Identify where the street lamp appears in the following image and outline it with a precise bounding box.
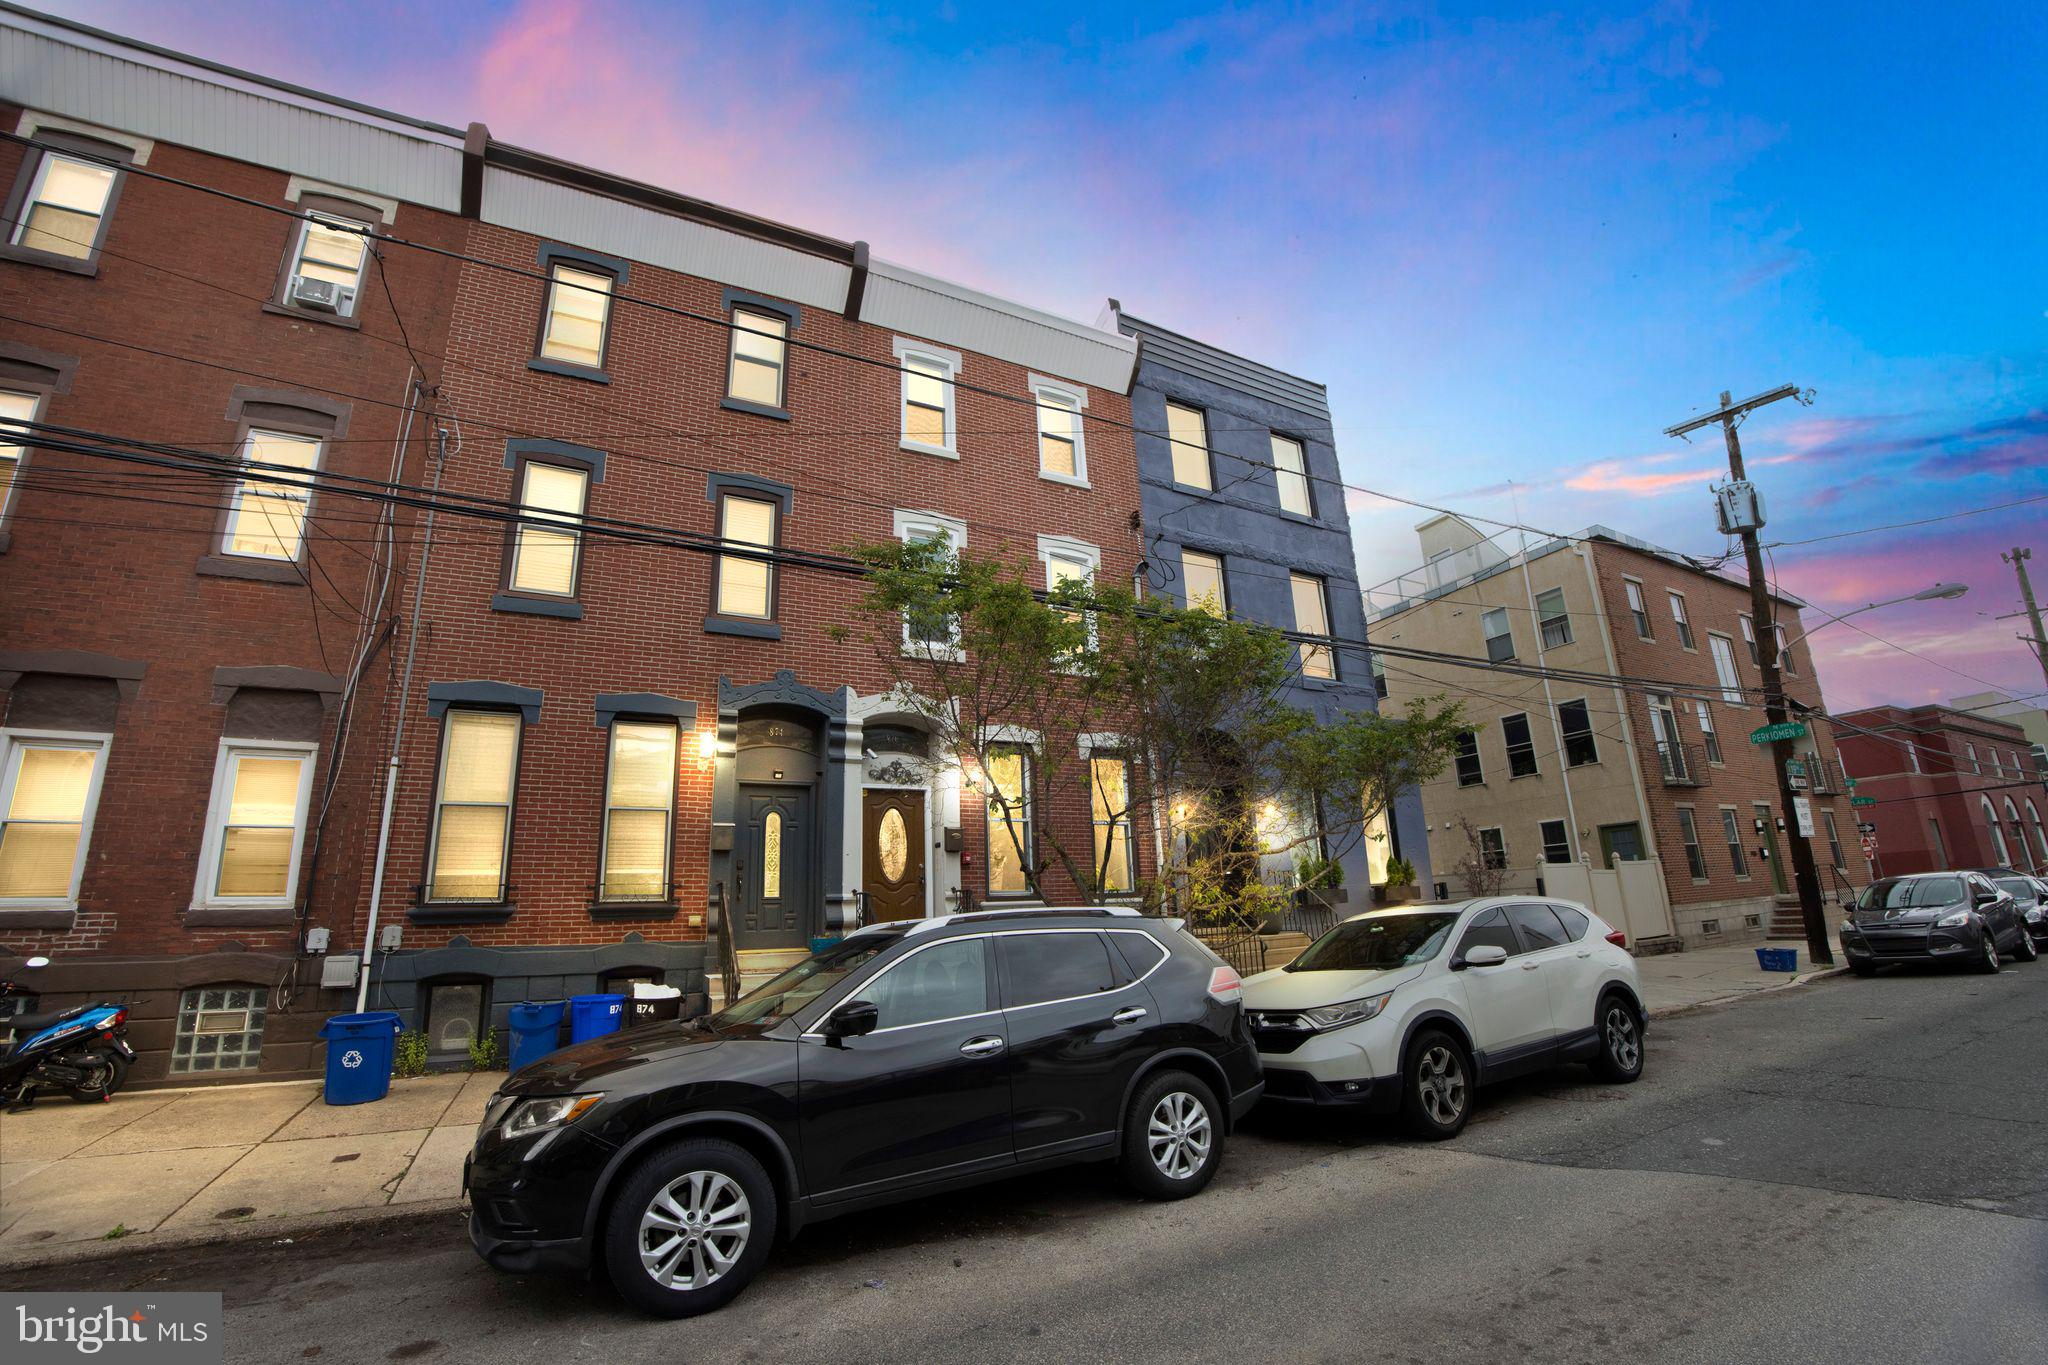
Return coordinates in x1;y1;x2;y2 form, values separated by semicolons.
1782;582;1969;649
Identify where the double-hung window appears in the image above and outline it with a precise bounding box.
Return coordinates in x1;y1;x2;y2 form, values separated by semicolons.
1739;615;1760;667
282;210;371;318
1290;573;1336;680
1181;550;1227;615
894;510;967;657
1454;732;1484;787
1676;808;1709;880
538;263;615;371
895;340;959;456
1966;742;1981;774
1089;754;1136;895
1535;588;1572;648
1695;700;1723;763
984;746;1035;899
1822;809;1846;873
1477;827;1507;871
1709;635;1742;703
600;719;677;902
1481;607;1515;662
1558;699;1598;766
727;308;789;410
715;494;779;621
1502;713;1538;778
507;460;590;598
9;145;119;263
1033;379;1087;484
1668;592;1695;649
193;741;315;909
1539;818;1571;865
222;429;322;563
1165;402;1211;490
1039;536;1101;655
0;388;43;530
1623;580;1652;639
1775;624;1794;673
1271;434;1312;516
426;710;521;903
0;730;111;907
1720;807;1749;877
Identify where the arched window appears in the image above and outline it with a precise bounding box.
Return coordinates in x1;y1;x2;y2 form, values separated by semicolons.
1982;798;2010;866
420;976;489;1058
2027;800;2048;870
2006;798;2037;873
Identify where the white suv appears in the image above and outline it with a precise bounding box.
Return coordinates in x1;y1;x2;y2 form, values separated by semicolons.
1242;898;1646;1138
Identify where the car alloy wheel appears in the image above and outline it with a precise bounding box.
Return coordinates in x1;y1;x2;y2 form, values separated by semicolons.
1982;933;2000;972
1415;1044;1467;1126
637;1170;752;1291
1147;1091;1213;1180
1604;1005;1641;1073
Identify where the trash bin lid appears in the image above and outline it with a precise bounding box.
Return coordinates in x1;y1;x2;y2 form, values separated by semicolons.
319;1010;401;1039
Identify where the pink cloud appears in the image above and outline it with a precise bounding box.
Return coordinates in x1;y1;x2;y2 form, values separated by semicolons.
1565;458;1720;496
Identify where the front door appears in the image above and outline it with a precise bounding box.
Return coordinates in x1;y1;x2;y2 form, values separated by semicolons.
1756;802;1788;893
1598;822;1645;868
863;789;927;924
738;784;811;950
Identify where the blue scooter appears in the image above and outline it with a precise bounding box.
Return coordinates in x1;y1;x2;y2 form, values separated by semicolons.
2;956;134;1108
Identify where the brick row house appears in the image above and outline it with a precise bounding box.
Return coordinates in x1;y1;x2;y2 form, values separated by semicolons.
1367;514;1871;949
1835;704;2048;878
2;10;1402;1082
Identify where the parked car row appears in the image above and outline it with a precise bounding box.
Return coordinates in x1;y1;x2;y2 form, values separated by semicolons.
1838;868;2047;975
463;896;1649;1316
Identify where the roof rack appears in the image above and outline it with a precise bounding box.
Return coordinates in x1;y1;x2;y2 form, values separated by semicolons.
903;906;1144;937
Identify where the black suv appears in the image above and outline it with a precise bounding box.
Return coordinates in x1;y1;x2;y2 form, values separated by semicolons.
465;908;1262;1316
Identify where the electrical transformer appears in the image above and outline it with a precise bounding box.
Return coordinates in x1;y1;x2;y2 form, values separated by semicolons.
1715;480;1766;534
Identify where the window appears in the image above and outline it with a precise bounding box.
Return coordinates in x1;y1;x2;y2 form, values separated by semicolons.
422;980;487;1057
1502;714;1538;778
1181;550;1227;615
1965;743;1981;774
1271;434;1312;516
859;938;991;1029
427;710;521;902
601;719;676;902
0;731;111;905
1907;742;1922;774
221;429;322;563
1456;907;1521;959
9;146;118;262
1165;402;1211;490
1539;819;1571;865
1739;615;1760;667
1478;827;1507;870
1290;573;1336;680
506;460;590;598
1709;635;1742;703
714;493;778;620
2027;800;2048;867
1454;731;1484;786
1550;903;1590;940
984;746;1034;898
894;510;967;655
998;931;1116;1006
1034;380;1087;483
1111;932;1166;978
1649;693;1682;778
1481;607;1515;662
1775;624;1794;674
1983;798;2010;865
1370;652;1389;700
1676;807;1709;880
1822;809;1846;873
1928;816;1947;867
538;263;615;370
1535;588;1571;648
1696;701;1724;764
282;211;370;317
172;985;268;1074
727;307;789;409
1623;580;1652;639
1090;756;1136;895
1039;536;1102;654
0;388;41;529
2004;798;2028;869
895;341;959;456
1720;807;1749;877
194;741;315;907
1507;903;1567;949
1668;592;1695;650
1557;700;1597;766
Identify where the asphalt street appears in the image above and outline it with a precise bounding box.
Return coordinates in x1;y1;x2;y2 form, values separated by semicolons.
16;962;2048;1364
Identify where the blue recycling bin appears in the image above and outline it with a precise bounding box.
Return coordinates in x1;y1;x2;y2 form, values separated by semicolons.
569;993;626;1044
507;1000;567;1072
318;1011;401;1106
1756;946;1799;973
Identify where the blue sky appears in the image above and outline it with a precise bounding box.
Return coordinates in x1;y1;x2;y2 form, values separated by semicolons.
49;0;2048;707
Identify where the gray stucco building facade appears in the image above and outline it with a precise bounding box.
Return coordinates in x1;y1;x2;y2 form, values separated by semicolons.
1112;307;1432;903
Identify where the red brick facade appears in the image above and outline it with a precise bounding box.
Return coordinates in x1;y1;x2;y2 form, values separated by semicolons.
1835;704;2048;877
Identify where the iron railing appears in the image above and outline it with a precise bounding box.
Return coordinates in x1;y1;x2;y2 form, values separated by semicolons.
1656;740;1704;787
713;880;741;1006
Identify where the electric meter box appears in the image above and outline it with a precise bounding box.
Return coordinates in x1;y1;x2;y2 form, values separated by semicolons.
1716;481;1766;534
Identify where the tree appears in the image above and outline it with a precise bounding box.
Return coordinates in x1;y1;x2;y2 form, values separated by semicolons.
836;537;1465;920
1452;816;1509;899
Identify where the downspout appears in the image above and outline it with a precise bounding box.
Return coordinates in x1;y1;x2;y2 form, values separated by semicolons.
1579;542;1659;878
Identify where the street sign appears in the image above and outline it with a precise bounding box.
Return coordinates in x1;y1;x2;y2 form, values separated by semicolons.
1846;776;1858;790
1857;822;1877;835
1851;795;1877;808
1792;795;1815;838
1749;721;1809;744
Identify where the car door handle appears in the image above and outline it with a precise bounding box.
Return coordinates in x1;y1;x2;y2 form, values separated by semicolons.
1575;951;1593;959
1521;962;1540;971
959;1036;1005;1057
1110;1006;1147;1025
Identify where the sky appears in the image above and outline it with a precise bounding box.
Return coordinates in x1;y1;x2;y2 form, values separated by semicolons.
45;0;2048;711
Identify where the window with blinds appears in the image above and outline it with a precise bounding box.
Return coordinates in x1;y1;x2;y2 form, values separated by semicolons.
427;711;521;903
0;735;106;903
221;429;322;562
539;264;614;369
507;461;589;597
601;720;676;902
202;745;311;903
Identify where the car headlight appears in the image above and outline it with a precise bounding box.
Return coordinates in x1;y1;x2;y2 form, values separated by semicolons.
1300;992;1394;1032
1936;910;1973;928
501;1093;605;1141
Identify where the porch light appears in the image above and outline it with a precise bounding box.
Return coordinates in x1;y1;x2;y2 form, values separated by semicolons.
697;729;717;762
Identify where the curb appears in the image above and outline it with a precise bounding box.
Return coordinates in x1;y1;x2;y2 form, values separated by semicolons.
0;1197;467;1274
1646;965;1849;1021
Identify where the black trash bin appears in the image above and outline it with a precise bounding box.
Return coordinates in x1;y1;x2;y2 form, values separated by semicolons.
627;984;683;1026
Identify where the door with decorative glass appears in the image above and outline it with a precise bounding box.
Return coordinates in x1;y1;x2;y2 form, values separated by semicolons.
737;786;810;948
862;789;927;923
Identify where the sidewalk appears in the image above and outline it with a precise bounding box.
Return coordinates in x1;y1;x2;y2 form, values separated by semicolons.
1635;940;1843;1015
0;1070;492;1258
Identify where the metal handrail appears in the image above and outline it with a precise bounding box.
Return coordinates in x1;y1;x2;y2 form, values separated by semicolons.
1656;740;1704;787
714;880;741;1006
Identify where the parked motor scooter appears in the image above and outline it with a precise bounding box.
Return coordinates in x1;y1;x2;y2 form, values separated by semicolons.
2;956;134;1108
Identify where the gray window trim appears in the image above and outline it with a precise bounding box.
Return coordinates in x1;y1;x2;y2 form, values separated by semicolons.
425;680;542;725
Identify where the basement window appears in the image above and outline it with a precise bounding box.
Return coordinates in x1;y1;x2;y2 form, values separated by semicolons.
172;985;269;1073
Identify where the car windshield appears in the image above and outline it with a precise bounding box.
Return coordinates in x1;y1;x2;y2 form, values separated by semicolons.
1859;877;1964;910
1994;877;2037;905
1288;912;1458;971
707;934;896;1029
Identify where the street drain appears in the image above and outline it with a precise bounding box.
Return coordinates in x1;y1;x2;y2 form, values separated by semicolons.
215;1206;257;1219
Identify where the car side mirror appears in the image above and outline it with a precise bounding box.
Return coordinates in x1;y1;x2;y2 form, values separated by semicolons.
820;1000;878;1045
1457;945;1509;970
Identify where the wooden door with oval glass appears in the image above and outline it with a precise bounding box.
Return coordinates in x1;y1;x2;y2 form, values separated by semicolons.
737;785;811;949
862;789;927;923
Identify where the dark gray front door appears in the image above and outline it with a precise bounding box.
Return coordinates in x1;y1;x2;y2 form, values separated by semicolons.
738;784;812;949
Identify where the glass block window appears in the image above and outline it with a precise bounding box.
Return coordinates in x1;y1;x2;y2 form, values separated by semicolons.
172;985;269;1073
424;981;485;1057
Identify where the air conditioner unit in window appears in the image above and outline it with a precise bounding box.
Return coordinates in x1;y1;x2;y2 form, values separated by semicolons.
290;275;353;313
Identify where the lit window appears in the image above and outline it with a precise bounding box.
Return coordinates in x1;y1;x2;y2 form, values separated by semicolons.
1031;380;1088;482
1535;589;1572;648
222;429;321;562
427;710;521;903
1623;580;1652;639
1290;572;1336;679
284;211;369;316
1165;402;1211;490
1040;536;1101;653
196;742;313;906
1090;755;1135;895
1482;607;1515;662
172;985;267;1074
1558;700;1598;766
896;342;958;455
507;461;589;597
0;731;110;904
1271;434;1312;516
728;308;788;408
601;720;676;902
1181;550;1227;615
10;149;117;261
1668;592;1695;650
984;746;1034;898
715;494;778;620
538;264;614;369
0;388;40;528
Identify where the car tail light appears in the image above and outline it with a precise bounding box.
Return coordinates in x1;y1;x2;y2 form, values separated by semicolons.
1605;931;1627;949
1206;965;1243;1004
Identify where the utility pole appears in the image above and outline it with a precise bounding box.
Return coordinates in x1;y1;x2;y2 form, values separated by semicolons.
1665;384;1832;965
2003;547;2048;689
